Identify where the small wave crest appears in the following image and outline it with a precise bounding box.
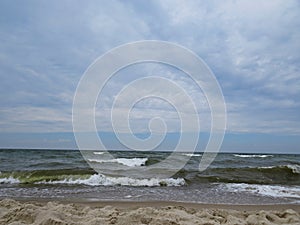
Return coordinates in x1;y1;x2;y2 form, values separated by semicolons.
259;164;300;174
182;153;202;157
93;152;105;155
37;174;185;187
286;164;300;174
88;158;148;167
234;154;273;158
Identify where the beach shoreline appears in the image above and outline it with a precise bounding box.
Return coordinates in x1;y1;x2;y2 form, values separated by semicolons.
1;198;299;225
6;197;300;211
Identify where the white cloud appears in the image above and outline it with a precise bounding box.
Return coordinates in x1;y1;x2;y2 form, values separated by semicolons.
0;106;72;132
0;0;299;136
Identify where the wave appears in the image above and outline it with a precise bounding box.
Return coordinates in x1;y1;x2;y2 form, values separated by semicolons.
37;174;185;187
0;169;95;184
88;158;148;167
259;164;300;174
0;169;185;187
93;152;105;155
284;165;300;174
209;164;300;175
182;153;202;157
0;176;20;184
182;164;300;185
0;174;185;187
224;183;300;199
1;163;299;187
234;154;273;158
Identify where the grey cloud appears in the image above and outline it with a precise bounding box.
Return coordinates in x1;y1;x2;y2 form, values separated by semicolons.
0;0;299;135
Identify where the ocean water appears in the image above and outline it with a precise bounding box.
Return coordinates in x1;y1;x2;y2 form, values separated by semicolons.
0;149;299;204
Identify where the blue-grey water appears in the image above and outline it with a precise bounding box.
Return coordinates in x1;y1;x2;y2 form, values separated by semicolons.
0;149;299;204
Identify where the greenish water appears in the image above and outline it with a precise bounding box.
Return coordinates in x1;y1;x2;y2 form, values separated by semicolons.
0;149;299;204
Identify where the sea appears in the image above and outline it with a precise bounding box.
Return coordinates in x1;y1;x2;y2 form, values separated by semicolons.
0;149;299;204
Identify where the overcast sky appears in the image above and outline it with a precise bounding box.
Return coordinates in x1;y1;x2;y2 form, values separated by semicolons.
0;0;299;153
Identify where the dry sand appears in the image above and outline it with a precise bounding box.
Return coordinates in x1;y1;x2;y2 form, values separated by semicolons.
0;198;299;225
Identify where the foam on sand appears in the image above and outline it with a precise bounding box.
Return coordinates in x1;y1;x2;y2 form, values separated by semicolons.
225;183;300;200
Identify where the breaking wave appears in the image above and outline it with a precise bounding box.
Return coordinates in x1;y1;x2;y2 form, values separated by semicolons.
182;153;202;157
234;154;274;158
0;174;185;187
93;152;105;155
0;176;20;184
37;174;185;187
259;164;300;174
88;158;148;167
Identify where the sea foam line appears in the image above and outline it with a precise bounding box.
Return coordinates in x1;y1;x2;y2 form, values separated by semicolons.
224;183;300;199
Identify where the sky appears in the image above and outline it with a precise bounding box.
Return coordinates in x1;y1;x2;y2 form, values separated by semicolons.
0;0;299;153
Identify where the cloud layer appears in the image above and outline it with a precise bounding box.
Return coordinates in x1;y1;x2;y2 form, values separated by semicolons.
0;0;299;140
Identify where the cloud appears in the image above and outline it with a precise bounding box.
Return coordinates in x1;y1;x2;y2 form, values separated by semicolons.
0;0;299;138
0;106;72;132
93;62;211;133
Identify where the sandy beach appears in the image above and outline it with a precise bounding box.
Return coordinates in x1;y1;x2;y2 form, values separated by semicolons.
1;199;299;225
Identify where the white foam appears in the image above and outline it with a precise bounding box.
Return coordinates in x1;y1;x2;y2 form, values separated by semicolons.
88;158;148;167
93;152;105;155
286;164;300;174
259;166;274;169
182;153;202;157
225;183;300;199
0;176;20;184
234;154;273;158
37;174;185;187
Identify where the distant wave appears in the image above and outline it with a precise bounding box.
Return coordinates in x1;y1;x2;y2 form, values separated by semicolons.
88;158;148;167
182;153;202;157
93;152;105;155
234;154;273;158
38;174;185;187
